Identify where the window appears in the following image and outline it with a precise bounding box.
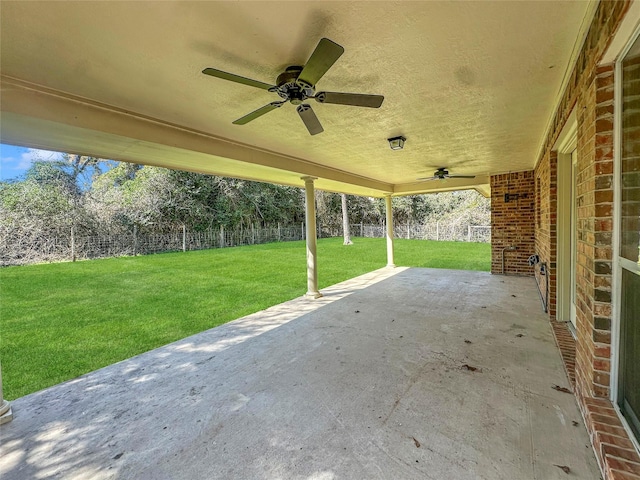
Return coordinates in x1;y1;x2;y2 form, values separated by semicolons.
617;30;640;444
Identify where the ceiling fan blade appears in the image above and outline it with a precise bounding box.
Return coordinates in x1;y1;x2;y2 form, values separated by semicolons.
232;101;284;125
416;177;438;181
447;175;476;179
296;38;344;89
202;68;275;91
315;92;384;108
297;104;324;135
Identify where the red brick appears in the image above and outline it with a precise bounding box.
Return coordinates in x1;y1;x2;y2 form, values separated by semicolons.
597;87;615;103
596;161;615;175
602;444;640;463
597;118;615;132
606;458;640;476
597;65;615;76
599;434;637;452
596;218;614;231
608;470;640;480
583;397;612;408
594;189;613;204
594;384;611;397
593;422;632;439
597;132;615;146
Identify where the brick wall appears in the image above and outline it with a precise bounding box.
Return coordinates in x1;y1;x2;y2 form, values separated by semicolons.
574;64;615;401
490;171;535;275
534;151;558;318
530;1;624;398
583;397;640;479
492;1;640;478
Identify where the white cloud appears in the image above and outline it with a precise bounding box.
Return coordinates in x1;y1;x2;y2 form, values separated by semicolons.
19;148;64;169
0;147;66;181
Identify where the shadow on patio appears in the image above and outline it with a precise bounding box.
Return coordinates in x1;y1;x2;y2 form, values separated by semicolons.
0;267;599;480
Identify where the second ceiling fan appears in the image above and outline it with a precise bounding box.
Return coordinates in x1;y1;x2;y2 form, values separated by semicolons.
417;168;476;181
202;38;384;135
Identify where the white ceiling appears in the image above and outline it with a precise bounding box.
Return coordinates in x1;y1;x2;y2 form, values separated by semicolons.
0;1;595;197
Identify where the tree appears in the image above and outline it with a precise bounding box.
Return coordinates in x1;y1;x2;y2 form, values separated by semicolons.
24;160;77;195
2;153;492;266
88;165;307;233
0;162;93;265
62;154;105;190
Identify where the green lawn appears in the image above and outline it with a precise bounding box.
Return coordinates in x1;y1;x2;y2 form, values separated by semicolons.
0;237;489;399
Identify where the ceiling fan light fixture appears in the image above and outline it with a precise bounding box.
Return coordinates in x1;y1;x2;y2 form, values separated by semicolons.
388;136;406;151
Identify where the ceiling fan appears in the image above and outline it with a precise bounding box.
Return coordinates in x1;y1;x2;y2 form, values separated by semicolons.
417;168;476;181
202;38;384;135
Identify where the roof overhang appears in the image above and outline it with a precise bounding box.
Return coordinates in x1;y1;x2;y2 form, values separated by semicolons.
0;1;601;198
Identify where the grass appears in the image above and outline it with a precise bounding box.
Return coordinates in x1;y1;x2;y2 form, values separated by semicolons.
0;237;489;399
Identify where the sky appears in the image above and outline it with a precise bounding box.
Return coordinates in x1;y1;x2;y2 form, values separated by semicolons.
0;143;65;181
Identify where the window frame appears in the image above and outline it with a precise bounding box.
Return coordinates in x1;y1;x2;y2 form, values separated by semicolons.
611;23;640;454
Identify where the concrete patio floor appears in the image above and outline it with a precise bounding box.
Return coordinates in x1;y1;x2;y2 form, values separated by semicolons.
0;267;601;480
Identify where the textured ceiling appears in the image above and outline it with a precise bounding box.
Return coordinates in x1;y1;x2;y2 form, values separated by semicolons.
0;1;594;196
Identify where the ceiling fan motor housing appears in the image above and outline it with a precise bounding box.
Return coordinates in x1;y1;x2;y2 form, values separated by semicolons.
275;66;315;105
276;66;303;87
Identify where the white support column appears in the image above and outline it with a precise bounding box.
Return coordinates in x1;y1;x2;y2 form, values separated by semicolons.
385;194;395;268
303;177;322;298
0;361;13;425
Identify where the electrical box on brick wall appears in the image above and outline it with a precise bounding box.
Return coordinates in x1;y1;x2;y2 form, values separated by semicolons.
504;193;528;203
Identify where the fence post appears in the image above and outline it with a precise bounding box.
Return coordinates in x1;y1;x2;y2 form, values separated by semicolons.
467;225;471;242
220;225;225;248
436;221;440;241
302;222;305;240
252;223;256;244
182;225;186;252
133;225;137;256
278;223;281;242
70;225;76;262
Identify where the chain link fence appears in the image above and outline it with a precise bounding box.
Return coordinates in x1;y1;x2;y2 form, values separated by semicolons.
1;222;490;266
